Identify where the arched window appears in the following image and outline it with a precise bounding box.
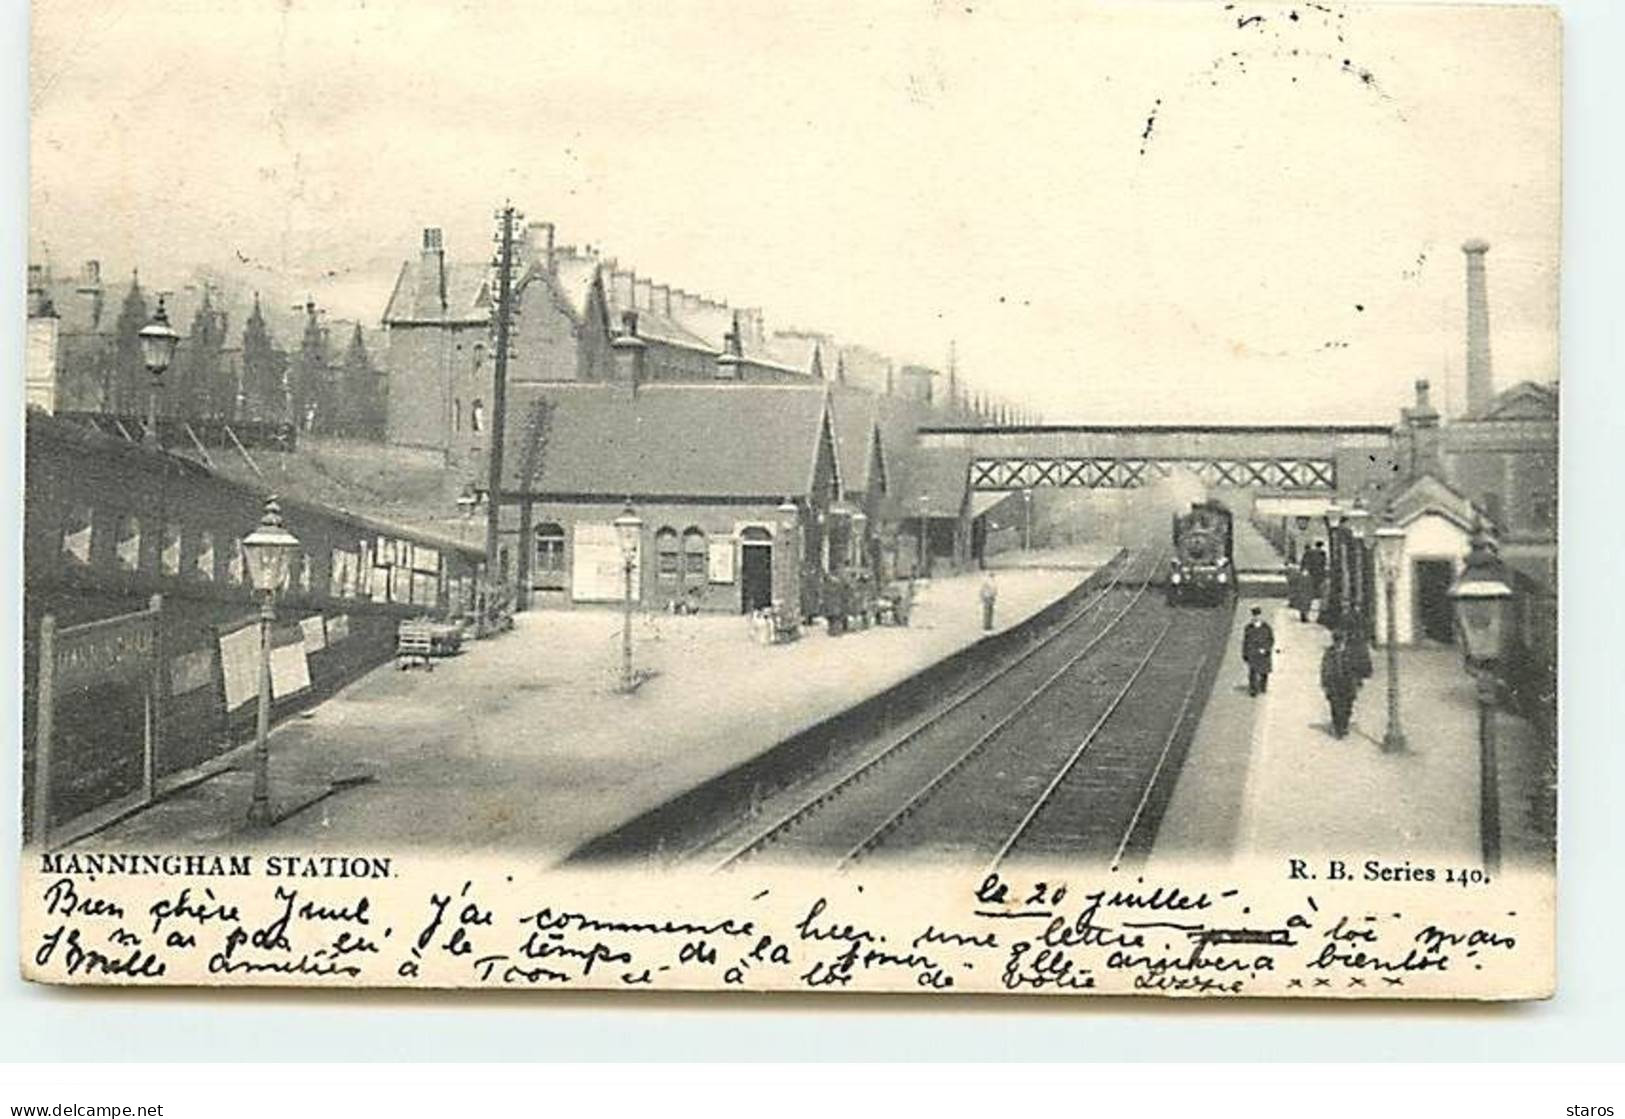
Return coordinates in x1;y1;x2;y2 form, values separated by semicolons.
682;527;707;581
115;515;142;572
471;399;485;434
195;530;216;581
655;527;681;582
534;522;566;575
226;537;245;585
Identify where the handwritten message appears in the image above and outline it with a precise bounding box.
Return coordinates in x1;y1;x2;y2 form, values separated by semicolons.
21;854;1551;998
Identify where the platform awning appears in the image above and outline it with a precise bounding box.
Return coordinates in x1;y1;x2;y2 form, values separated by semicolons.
971;491;1019;519
1254;495;1335;517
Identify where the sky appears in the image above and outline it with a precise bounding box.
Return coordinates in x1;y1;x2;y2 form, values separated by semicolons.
28;0;1560;423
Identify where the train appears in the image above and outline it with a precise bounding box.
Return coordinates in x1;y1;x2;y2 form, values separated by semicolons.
1167;499;1235;605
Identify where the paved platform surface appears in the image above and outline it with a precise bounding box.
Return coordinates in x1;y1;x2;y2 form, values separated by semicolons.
87;547;1118;862
1151;598;1551;870
1231;514;1286;571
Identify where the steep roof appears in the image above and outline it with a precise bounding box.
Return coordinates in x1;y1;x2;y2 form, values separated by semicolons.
382;259;491;325
830;390;883;495
501;383;835;500
1384;472;1481;533
898;446;971;518
1471;380;1559;421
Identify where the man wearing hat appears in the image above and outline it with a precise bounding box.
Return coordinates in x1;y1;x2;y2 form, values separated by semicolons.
1241;605;1275;697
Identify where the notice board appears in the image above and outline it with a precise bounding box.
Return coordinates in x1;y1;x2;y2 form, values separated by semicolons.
571;522;639;603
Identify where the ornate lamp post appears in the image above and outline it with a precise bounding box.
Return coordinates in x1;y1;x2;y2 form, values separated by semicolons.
1021;487;1033;551
1321;501;1346;629
613;504;643;693
1345;504;1373;631
1449;533;1514;875
242;497;301;826
1374;519;1409;753
137;297;180;447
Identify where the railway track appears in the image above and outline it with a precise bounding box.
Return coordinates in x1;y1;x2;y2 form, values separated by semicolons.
703;547;1228;871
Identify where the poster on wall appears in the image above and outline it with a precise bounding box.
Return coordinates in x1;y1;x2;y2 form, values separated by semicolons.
299;615;327;653
217;623;259;711
707;537;735;584
270;629;312;700
571;522;639;603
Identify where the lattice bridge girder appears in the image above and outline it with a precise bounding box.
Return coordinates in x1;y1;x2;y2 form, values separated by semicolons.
968;456;1336;491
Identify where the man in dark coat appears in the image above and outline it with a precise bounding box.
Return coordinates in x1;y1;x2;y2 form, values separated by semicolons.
1287;566;1313;622
1320;630;1359;738
1303;540;1328;601
1241;606;1275;696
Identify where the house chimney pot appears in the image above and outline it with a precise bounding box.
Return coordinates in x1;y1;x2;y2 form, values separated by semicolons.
528;221;556;275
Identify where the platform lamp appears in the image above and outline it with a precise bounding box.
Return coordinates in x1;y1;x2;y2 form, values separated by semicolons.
1314;501;1342;628
243;496;301;826
137;297;180;448
613;503;643;693
1373;517;1409;753
1449;532;1514;876
1345;504;1373;630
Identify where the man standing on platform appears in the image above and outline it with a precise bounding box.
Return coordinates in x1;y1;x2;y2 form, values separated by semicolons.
1320;630;1360;739
980;571;999;632
1241;605;1275;696
1287;565;1313;622
1304;540;1328;603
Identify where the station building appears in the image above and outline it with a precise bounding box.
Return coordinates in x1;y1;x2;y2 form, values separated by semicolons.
492;376;839;616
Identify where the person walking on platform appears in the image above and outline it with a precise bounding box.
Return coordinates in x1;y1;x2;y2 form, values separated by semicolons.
1320;630;1359;739
1287;565;1313;622
1241;606;1275;696
980;572;998;632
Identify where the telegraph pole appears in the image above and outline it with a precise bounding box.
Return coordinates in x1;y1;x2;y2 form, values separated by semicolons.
485;203;519;600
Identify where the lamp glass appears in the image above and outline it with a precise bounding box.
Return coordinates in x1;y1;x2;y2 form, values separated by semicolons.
612;507;643;561
1346;508;1372;542
1449;581;1512;662
243;519;300;593
138;316;180;376
1374;525;1406;578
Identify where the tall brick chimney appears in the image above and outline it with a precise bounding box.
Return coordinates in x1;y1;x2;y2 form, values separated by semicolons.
1463;238;1493;417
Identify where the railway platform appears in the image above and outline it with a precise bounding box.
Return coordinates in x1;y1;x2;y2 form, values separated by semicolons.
80;546;1120;861
1149;598;1552;870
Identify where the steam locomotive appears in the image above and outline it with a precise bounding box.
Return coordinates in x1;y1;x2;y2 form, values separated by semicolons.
1167;500;1235;605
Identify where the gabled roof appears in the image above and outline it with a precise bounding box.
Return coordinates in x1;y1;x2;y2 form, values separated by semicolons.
1471;380;1559;421
382;260;491;325
830;390;884;495
1384;472;1481;533
605;296;714;353
898;446;971;518
765;332;828;379
501;383;835;500
550;255;602;322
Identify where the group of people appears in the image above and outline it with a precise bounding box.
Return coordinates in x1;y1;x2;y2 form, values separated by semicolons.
1239;538;1373;739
